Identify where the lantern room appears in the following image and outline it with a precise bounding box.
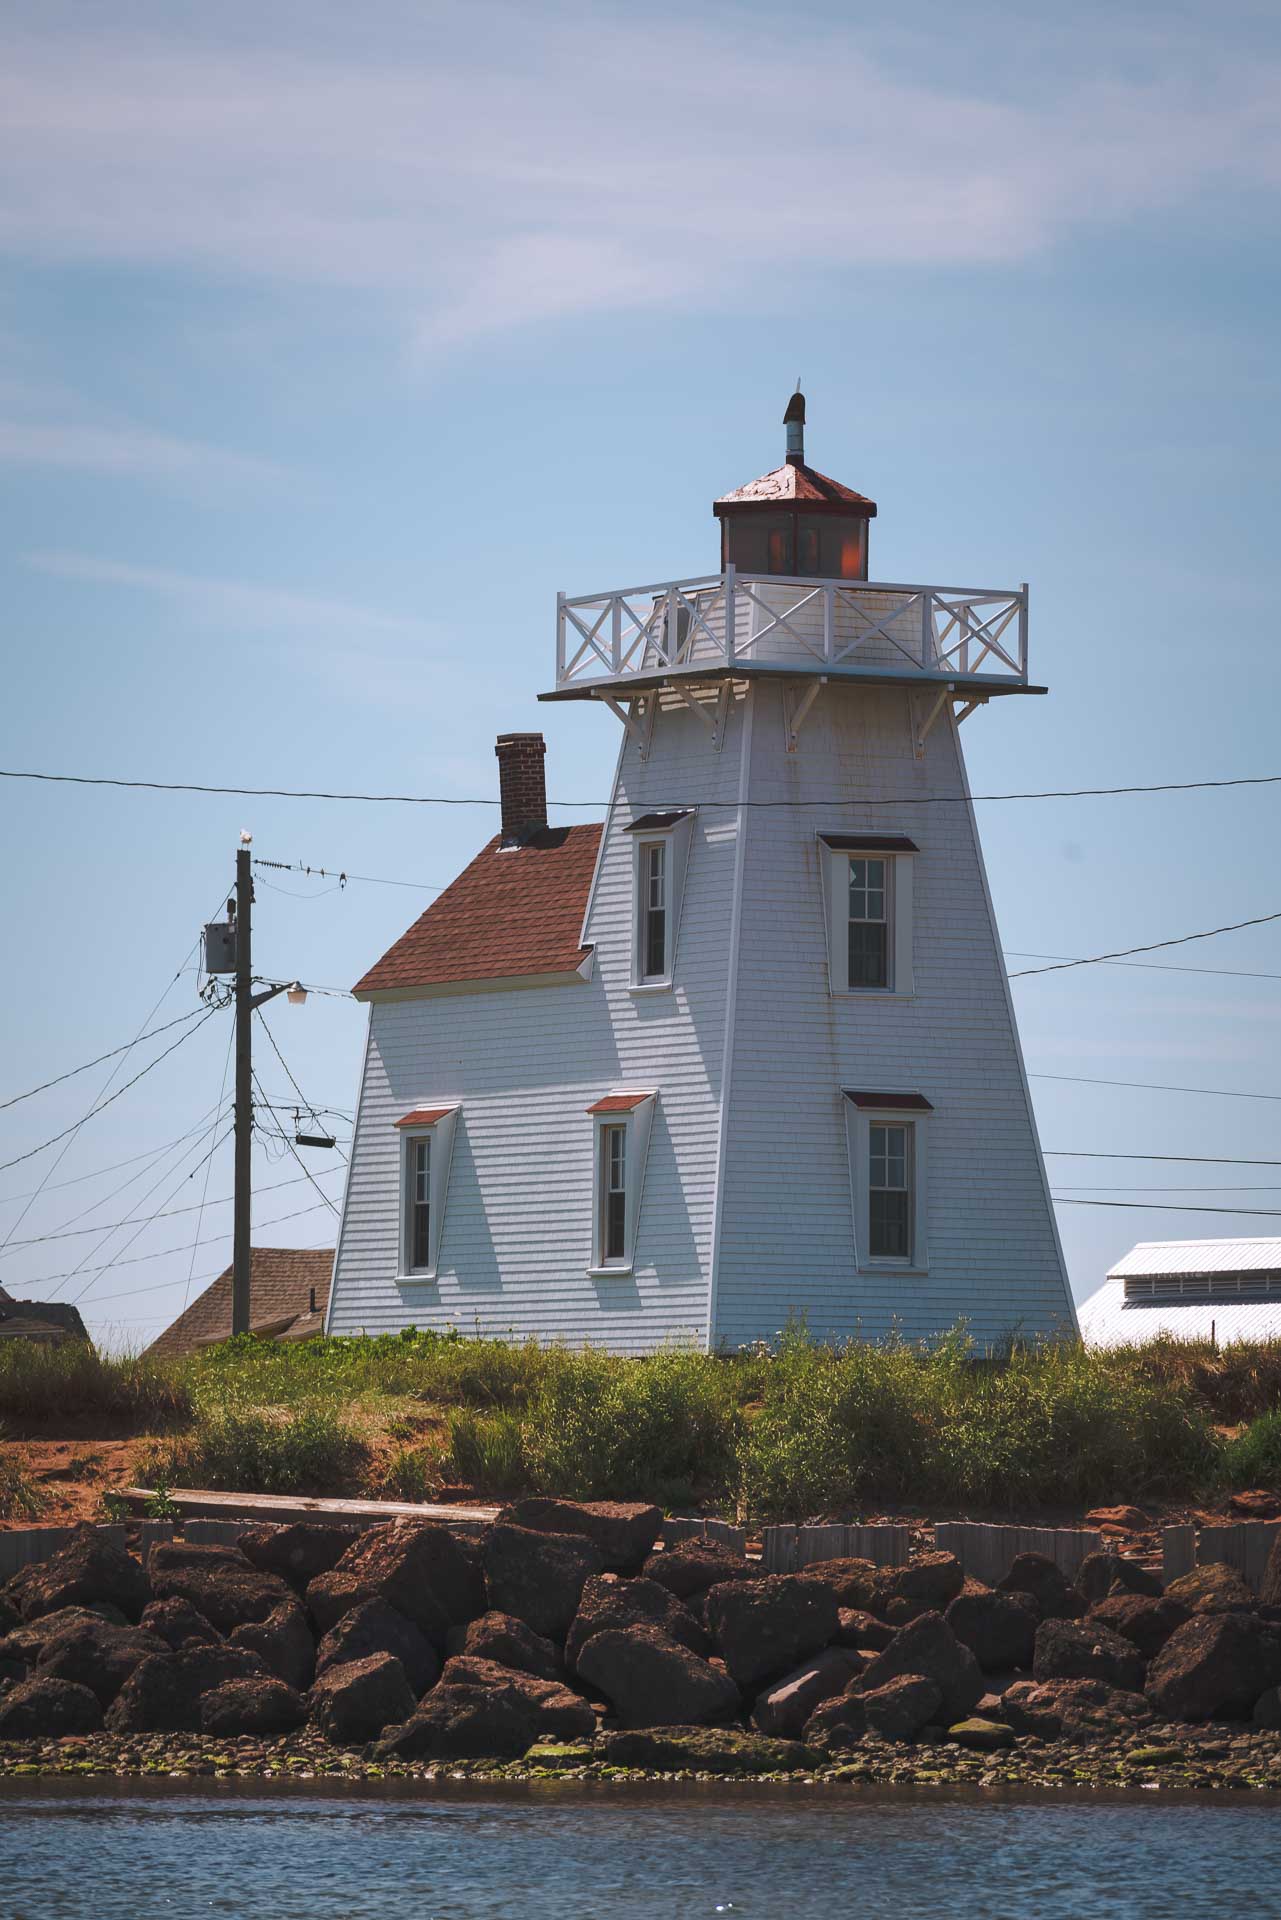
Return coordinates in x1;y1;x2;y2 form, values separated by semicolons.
713;388;877;582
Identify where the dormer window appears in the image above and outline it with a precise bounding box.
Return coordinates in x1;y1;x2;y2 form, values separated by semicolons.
820;832;917;997
394;1105;460;1281
627;810;695;992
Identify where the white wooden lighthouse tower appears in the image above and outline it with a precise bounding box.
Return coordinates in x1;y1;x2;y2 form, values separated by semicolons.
541;391;1077;1348
330;391;1077;1352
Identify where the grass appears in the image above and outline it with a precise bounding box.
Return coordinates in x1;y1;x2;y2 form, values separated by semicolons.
4;1323;1281;1518
0;1426;46;1521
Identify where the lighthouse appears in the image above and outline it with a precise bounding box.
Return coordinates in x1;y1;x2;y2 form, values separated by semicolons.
329;394;1077;1351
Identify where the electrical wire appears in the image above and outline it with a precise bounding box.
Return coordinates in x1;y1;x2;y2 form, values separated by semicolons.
254;1012;349;1164
254;855;444;893
1030;1071;1281;1104
1007;950;1281;984
0;1114;240;1204
1044;1151;1281;1166
1009;910;1281;979
183;1017;235;1313
0;1008;221;1179
5;764;1281;809
0;1008;208;1114
0;1157;345;1249
1054;1184;1281;1194
250;1070;341;1217
1054;1197;1281;1218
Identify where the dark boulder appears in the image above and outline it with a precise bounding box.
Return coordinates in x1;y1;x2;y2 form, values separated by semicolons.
601;1726;810;1773
832;1608;896;1653
945;1590;1038;1673
1002;1676;1154;1742
0;1606;125;1667
871;1553;963;1619
0;1676;102;1737
447;1610;563;1682
566;1576;708;1671
1087;1594;1190;1660
439;1655;596;1739
484;1524;603;1642
1165;1563;1257;1616
805;1674;942;1747
996;1553;1084;1621
35;1619;168;1706
16;1526;149;1624
575;1624;740;1729
1260;1531;1281;1609
105;1644;269;1733
148;1542;294;1635
316;1599;438;1696
640;1539;756;1603
310;1523;483;1646
230;1601;316;1691
139;1597;222;1651
309;1652;418;1745
0;1591;20;1636
1253;1686;1281;1730
1145;1613;1281;1722
200;1673;307;1737
795;1558;879;1612
855;1610;983;1722
0;1648;27;1688
704;1576;839;1690
1032;1618;1147;1692
374;1683;539;1762
501;1499;662;1575
1076;1552;1162;1605
752;1648;865;1738
237;1522;358;1593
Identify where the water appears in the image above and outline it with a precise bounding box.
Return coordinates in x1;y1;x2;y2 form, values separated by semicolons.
2;1779;1280;1918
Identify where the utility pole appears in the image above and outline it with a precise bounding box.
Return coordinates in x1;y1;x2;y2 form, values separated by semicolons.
232;844;254;1337
201;836;306;1340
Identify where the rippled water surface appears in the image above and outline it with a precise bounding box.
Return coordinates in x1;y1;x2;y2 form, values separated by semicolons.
2;1778;1280;1918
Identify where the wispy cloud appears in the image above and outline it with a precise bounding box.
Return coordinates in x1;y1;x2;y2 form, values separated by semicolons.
0;418;280;484
0;5;1276;344
25;550;425;640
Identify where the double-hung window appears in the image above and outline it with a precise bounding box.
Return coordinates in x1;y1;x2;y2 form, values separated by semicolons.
626;811;694;991
394;1105;460;1281
587;1091;657;1274
844;1091;930;1272
640;842;667;981
821;834;916;995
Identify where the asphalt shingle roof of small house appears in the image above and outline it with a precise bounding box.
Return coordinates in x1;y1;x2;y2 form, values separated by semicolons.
0;1285;89;1346
353;824;602;997
146;1248;334;1356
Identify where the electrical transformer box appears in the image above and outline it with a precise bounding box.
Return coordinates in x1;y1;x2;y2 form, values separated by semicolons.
203;922;237;974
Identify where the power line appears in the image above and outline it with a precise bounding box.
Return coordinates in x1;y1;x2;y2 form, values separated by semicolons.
255;855;444;893
1055;1183;1281;1193
1009;910;1281;980
0;1008;221;1178
0;1157;343;1248
1045;1151;1281;1166
254;1012;350;1166
16;1198;338;1300
5;764;1281;809
1007;950;1281;984
251;1068;341;1217
0;1008;207;1114
184;1017;235;1314
1054;1196;1281;1218
0;1114;237;1204
1030;1071;1281;1104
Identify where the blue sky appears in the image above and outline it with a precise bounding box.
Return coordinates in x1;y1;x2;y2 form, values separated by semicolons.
1;0;1279;1346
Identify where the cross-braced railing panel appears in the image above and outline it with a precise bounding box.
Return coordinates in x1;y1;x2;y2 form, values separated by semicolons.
555;572;1028;688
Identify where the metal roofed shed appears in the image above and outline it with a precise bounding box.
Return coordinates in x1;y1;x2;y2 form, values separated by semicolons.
1078;1237;1281;1347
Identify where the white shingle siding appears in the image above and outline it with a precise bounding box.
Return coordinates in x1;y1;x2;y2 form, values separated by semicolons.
329;672;1076;1351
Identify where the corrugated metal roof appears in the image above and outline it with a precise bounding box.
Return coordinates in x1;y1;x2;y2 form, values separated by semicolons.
1078;1282;1281;1348
1107;1237;1281;1280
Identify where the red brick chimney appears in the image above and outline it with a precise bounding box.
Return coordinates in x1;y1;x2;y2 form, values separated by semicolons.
495;732;548;846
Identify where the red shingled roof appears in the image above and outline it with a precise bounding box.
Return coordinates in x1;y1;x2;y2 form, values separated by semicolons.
714;462;876;513
586;1092;654;1114
354;824;602;997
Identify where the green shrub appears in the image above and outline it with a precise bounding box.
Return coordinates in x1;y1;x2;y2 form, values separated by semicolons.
447;1409;527;1496
377;1442;443;1502
0;1341;191;1431
1221;1411;1281;1490
145;1403;367;1495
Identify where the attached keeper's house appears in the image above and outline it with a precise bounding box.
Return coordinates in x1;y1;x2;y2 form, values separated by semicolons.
327;395;1076;1352
1079;1239;1281;1348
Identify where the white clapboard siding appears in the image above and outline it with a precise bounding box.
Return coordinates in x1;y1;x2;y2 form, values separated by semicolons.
328;695;745;1351
713;680;1074;1351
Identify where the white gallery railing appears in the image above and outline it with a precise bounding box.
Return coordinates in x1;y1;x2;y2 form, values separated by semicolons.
555;568;1029;690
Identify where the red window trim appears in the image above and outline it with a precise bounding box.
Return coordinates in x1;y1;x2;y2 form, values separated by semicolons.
586;1092;654;1115
395;1107;456;1128
845;1091;933;1112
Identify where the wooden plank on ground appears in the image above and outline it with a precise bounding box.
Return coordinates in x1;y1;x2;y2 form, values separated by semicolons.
121;1486;498;1533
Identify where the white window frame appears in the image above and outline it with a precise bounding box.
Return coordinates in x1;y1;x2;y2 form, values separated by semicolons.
628;812;695;993
844;1095;929;1274
587;1091;656;1276
395;1106;460;1282
821;837;915;997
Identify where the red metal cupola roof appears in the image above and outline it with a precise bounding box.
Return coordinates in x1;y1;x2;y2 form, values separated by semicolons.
713;386;877;521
